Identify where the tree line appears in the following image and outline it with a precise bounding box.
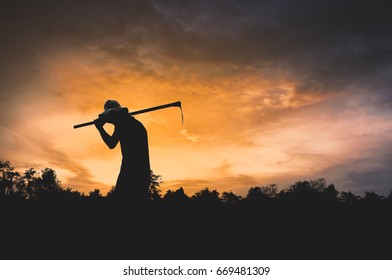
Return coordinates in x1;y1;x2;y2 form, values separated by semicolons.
2;160;391;207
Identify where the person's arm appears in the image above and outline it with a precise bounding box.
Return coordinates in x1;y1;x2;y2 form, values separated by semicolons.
94;118;119;149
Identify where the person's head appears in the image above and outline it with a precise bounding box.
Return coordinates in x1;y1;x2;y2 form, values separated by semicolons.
99;100;128;123
104;100;121;111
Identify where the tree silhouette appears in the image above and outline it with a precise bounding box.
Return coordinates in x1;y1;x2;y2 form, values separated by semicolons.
89;189;103;199
324;184;339;203
163;187;190;205
221;191;242;206
246;186;268;202
246;184;278;202
33;168;63;200
149;170;163;201
0;160;21;198
363;191;384;202
192;188;220;206
23;168;40;199
339;191;361;205
106;186;116;198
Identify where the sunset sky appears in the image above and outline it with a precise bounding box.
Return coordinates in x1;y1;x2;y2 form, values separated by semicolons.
1;0;392;196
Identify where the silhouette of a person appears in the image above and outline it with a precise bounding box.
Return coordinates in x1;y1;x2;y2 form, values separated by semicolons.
94;100;151;204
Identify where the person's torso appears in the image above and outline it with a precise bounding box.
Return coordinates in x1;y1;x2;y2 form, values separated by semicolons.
115;117;151;174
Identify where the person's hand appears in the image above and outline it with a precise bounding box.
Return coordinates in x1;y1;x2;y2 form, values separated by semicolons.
94;117;106;129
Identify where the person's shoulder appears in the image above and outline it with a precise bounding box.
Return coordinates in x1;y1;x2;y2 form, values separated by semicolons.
129;116;146;129
129;116;141;123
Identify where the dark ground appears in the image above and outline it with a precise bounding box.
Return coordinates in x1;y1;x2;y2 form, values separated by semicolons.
2;199;391;260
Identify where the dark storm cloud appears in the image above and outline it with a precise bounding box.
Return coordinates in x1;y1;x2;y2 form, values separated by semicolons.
2;0;391;89
150;0;392;96
319;147;392;196
346;152;392;196
2;0;391;131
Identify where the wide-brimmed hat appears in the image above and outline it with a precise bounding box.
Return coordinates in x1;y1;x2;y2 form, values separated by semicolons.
99;100;127;117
